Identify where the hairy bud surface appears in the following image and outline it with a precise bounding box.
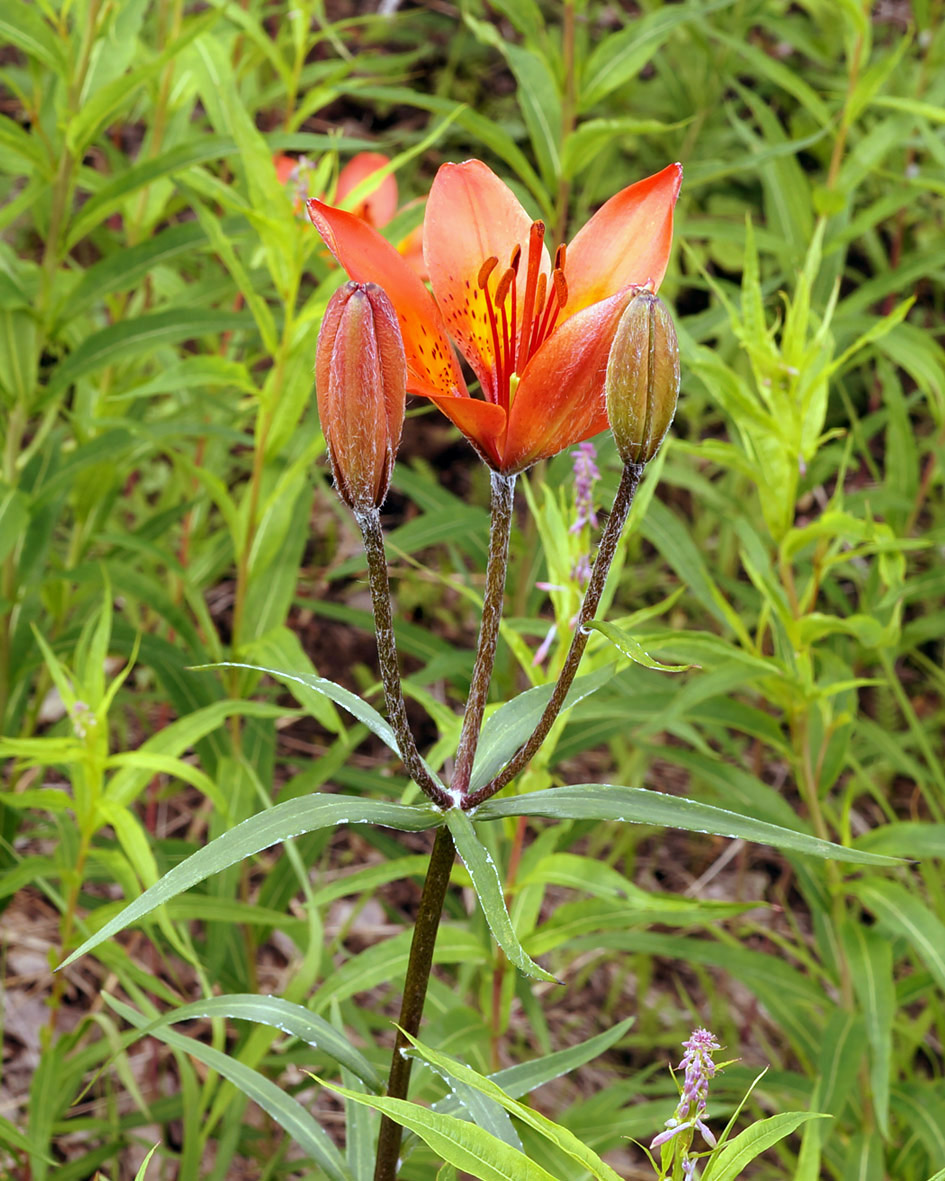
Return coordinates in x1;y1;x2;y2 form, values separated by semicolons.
316;281;406;511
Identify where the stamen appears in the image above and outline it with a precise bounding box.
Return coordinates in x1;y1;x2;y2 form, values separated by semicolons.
519;221;545;369
553;268;568;310
527;271;548;361
499;299;511;402
478;256;499;288
535;266;564;348
509;244;522;274
477;259;504;404
554;243;567;271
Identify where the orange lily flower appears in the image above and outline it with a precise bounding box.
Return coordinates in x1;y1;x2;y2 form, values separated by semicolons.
307;158;681;473
278;151;427;277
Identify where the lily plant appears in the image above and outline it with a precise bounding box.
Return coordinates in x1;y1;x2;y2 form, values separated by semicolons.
59;158;902;1181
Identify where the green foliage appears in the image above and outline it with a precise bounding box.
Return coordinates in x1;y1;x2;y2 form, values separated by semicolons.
1;0;943;1178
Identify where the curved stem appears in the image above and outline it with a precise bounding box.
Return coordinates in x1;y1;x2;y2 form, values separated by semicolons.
373;826;456;1181
359;508;452;808
452;471;516;800
465;462;642;810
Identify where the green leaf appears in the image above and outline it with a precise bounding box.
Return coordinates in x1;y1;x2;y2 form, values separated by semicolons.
475;786;902;865
504;44;562;189
403;1032;623;1181
205;661;443;786
0;1;65;73
852;879;945;992
703;1113;829;1181
840;1131;885;1181
66;136;238;248
58;221;207;325
60;794;442;968
580;0;736;110
0;484;28;564
132;1145;159;1181
0;1111;54;1163
585;621;693;672
125;994;381;1090
104;699;290;811
561;117;686;179
839;922;893;1134
64;9;219;157
43;309;250;405
320;1083;560;1181
108;998;352;1181
796;1011;865;1179
312;927;485;1011
470;1017;633;1103
468;666;614;793
445;809;557;983
0;307;37;404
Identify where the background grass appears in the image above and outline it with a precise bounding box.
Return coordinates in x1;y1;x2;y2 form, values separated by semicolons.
1;0;944;1177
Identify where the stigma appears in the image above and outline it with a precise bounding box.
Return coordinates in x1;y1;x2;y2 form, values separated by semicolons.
477;219;568;409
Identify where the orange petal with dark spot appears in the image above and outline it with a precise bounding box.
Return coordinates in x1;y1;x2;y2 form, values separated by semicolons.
423;160;550;401
308;198;466;401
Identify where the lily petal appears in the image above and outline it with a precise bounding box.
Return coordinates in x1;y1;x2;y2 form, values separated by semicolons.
565;163;682;317
307;198;466;400
502;288;639;472
424;159;550;400
336;152;399;228
424;394;508;469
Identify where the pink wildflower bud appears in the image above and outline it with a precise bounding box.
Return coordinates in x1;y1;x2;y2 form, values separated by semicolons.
605;291;680;466
316;281;406;513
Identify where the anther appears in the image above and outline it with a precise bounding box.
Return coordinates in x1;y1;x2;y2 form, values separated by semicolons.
494;266;515;308
553;269;568;309
509;245;521;273
554;243;567;271
478;256;499;289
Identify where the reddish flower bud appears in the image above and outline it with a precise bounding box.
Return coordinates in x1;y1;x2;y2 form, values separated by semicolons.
316;282;406;512
605;291;680;466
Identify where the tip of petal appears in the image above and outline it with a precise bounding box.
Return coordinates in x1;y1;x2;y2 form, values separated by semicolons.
306;198;336;252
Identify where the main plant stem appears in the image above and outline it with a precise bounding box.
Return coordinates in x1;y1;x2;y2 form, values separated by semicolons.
372;472;517;1179
359;508;452;809
452;472;516;799
465;461;643;810
373;826;456;1181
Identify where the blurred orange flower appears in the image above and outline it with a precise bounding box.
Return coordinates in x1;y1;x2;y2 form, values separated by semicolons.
275;151;426;277
307;159;681;473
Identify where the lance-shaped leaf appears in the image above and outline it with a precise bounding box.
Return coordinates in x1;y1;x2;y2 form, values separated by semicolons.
123;994;381;1090
473;785;902;865
203;662;444;787
60;794;442;968
432;1017;634;1119
584;620;693;671
468;666;614;793
318;1082;560;1181
701;1113;828;1181
445;809;557;983
108;998;352;1181
402;1031;622;1181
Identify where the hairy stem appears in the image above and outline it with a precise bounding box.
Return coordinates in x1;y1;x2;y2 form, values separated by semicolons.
465;462;642;809
359;508;452;808
373;826;456;1181
452;471;516;800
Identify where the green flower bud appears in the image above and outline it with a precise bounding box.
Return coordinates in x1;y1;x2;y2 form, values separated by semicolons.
315;281;406;512
605;291;680;466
